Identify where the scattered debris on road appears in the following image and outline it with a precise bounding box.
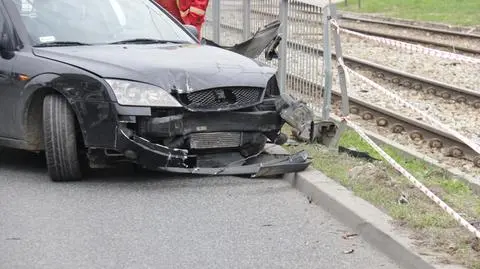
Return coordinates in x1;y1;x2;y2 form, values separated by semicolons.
342;233;359;240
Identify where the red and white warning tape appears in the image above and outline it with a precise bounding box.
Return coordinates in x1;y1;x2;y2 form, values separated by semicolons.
330;20;480;66
342;118;480;239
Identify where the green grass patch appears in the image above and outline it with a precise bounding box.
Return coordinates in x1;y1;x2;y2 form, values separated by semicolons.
338;0;480;26
283;126;480;268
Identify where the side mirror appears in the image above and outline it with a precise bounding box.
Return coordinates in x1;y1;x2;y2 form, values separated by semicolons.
184;25;199;39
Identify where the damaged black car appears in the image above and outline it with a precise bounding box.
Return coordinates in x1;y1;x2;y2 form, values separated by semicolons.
0;0;327;181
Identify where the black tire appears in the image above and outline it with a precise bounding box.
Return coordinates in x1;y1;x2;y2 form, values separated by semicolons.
43;94;82;181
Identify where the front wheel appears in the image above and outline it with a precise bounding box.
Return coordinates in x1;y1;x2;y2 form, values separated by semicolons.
43;94;83;181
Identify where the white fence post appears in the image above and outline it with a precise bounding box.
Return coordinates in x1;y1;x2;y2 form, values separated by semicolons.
322;4;333;120
242;0;251;40
328;4;350;149
212;0;221;44
278;0;289;94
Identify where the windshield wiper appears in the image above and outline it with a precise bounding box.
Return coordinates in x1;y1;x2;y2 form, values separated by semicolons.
108;38;187;45
34;41;92;47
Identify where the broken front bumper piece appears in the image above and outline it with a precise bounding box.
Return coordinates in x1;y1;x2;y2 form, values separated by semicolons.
113;94;337;177
116;128;310;177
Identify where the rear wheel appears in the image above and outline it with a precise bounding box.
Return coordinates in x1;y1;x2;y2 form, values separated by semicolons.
43;94;82;181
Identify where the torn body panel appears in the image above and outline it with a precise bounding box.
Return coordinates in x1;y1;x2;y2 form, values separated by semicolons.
203;20;282;60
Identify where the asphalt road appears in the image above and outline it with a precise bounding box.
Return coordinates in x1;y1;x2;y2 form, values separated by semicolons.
0;148;401;269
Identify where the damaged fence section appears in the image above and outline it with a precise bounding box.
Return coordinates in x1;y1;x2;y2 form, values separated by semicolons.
203;0;480;239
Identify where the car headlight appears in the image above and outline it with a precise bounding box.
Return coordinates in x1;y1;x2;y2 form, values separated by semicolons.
105;79;182;107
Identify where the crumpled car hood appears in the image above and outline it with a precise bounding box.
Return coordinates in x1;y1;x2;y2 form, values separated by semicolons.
32;44;276;92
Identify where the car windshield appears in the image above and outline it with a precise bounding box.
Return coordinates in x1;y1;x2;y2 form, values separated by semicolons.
11;0;196;46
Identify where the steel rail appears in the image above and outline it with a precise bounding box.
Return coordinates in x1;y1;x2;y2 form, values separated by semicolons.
216;22;480;166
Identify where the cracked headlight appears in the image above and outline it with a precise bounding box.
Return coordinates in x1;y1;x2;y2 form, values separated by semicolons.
106;79;182;107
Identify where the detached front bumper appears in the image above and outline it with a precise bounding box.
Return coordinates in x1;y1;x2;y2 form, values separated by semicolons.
109;94;326;177
114;127;310;177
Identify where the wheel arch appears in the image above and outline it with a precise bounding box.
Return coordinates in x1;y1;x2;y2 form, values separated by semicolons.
22;74;92;150
24;87;88;150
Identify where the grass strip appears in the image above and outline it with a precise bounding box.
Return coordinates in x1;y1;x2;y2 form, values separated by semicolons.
282;126;480;268
338;0;480;26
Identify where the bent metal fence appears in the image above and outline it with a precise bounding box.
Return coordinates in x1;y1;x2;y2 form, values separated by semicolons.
202;0;332;117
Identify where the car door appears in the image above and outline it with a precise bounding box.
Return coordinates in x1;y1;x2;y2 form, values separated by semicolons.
0;1;17;139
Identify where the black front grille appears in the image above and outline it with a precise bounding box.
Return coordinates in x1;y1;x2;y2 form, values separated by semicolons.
179;87;264;111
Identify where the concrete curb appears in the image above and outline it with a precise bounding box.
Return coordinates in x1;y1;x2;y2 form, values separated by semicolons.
284;169;467;269
270;146;466;269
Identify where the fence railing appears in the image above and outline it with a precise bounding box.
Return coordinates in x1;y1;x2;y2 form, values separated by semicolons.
202;0;330;115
